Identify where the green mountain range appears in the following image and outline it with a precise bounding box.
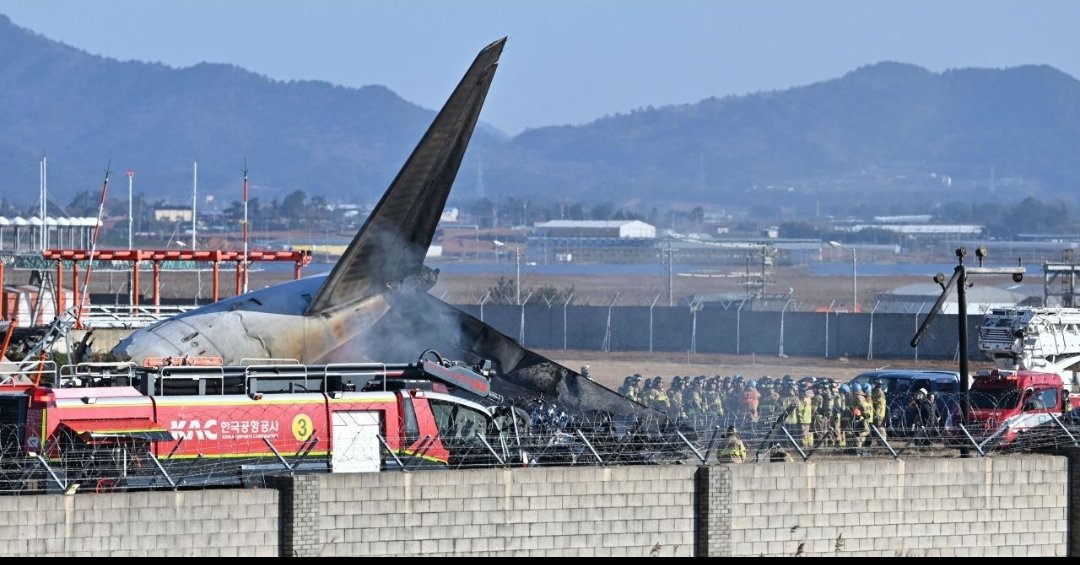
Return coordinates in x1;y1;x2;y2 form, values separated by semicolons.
2;14;1078;215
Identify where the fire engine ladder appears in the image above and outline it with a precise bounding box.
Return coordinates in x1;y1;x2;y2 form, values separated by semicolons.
16;314;75;384
1017;311;1080;389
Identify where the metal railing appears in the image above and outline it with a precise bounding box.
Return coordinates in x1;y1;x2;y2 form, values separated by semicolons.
76;304;199;329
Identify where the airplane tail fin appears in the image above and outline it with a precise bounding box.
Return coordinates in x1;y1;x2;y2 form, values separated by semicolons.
307;38;506;315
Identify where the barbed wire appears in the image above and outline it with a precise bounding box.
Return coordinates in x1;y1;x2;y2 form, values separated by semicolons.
0;389;1075;495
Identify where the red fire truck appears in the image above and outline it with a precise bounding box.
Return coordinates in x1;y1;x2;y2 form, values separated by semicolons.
0;354;517;490
964;369;1066;446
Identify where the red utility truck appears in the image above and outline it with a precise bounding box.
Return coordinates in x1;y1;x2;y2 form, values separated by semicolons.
964;369;1066;445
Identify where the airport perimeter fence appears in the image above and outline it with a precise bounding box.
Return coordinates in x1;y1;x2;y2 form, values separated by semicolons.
0;392;1075;495
456;303;982;361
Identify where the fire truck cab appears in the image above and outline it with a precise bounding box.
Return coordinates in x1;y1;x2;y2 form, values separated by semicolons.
967;369;1066;444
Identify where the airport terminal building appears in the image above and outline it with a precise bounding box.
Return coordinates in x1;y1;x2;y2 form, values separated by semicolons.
527;220;657;262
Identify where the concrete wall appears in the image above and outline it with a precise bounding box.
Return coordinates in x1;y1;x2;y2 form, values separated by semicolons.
0;455;1072;557
703;456;1067;557
461;304;980;361
312;466;697;557
0;489;279;557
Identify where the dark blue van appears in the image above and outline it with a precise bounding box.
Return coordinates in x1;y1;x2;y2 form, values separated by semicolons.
849;369;960;432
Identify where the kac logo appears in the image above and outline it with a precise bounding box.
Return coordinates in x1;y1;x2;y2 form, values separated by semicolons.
171;419;219;440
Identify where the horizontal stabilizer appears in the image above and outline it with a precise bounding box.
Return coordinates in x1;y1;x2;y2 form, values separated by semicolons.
357;291;662;422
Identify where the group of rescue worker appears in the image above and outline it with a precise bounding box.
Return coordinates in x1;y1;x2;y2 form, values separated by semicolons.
617;373;927;462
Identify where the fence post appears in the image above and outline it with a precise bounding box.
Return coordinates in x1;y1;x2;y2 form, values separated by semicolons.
867;300;880;360
601;293;619;352
689;300;703;355
914;302;925;361
519;292;533;345
778;297;794;357
649;294;660;353
736;298;747;355
824;300;835;359
1065;447;1080;556
562;293;574;350
479;291;490;322
266;474;320;557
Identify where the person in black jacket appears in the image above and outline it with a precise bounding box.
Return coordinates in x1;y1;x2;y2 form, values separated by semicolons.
909;388;936;444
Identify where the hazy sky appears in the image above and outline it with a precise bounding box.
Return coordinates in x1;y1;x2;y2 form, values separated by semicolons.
2;1;1076;134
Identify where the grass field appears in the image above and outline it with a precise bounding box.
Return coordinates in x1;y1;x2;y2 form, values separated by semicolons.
52;262;935;310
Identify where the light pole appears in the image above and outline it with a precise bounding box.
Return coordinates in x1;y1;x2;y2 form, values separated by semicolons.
127;169;135;250
493;240;521;305
829;241;857;312
910;246;1025;458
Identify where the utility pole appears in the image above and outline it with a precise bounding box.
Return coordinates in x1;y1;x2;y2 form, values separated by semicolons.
191;161;198;250
514;246;521;306
911;246;1025;458
40;155;48;250
242;161;250;294
851;247;858;312
667;239;674;307
127;169;135;250
493;240;521;305
829;241;857;311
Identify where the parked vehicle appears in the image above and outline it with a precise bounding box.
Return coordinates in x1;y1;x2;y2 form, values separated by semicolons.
848;369;960;433
0;356;514;491
963;369;1066;447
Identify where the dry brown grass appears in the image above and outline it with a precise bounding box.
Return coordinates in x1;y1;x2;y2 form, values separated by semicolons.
429;265;927;308
41;260;931;309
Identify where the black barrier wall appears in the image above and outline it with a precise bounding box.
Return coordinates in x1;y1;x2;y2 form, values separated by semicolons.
457;305;981;361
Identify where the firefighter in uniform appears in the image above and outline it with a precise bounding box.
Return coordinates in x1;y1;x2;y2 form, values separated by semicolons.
745;380;761;426
779;384;799;438
667;377;685;421
812;382;832;447
706;378;724;422
830;382;846;448
760;378;779;424
643;379;668;414
854;384;873;449
796;387;815;449
625;375;643;403
871;381;888;438
718;426;747;463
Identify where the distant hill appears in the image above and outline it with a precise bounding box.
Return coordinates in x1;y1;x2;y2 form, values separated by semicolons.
507;61;1080;210
2;14;1078;214
0;14;503;207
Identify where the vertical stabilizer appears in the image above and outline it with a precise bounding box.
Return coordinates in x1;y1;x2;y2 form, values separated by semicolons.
306;38;505;315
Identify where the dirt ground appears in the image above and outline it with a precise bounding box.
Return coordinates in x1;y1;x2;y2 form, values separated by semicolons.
533;348;982;391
